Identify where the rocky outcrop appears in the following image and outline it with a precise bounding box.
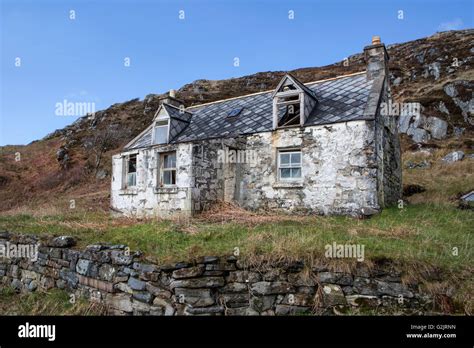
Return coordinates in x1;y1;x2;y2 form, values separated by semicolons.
0;233;457;315
399;114;449;143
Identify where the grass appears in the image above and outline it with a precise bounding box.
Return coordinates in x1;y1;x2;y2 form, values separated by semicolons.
0;141;472;314
0;287;105;315
0;203;471;273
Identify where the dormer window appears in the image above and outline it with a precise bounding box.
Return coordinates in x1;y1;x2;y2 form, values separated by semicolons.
275;92;301;127
153;120;169;144
272;74;318;130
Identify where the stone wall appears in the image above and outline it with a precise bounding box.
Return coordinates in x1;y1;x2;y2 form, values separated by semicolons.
0;233;441;316
239;121;379;215
111;143;194;218
375;80;402;207
110;118;396;217
191;137;244;212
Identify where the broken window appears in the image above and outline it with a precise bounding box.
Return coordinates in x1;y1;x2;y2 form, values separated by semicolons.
160;152;176;186
272;74;318;129
126;154;137;187
275;92;301;127
153;120;169;144
278;150;302;180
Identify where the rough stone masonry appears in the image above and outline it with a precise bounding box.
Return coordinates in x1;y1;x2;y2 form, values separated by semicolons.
110;36;401;218
0;233;449;315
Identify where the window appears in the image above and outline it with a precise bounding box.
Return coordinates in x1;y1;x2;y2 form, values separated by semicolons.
278;150;302;180
276;94;301;127
153;120;169;144
160;152;176;186
126;154;137;187
227;107;243;118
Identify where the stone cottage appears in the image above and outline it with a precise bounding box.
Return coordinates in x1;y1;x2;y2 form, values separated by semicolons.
111;36;401;218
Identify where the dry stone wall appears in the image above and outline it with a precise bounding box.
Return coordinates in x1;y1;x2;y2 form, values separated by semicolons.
0;233;440;315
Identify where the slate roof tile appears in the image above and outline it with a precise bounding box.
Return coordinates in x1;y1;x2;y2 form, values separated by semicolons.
126;72;373;149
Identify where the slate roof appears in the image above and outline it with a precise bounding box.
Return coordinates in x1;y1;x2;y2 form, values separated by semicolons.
126;72;374;149
274;72;318;101
162;103;192;123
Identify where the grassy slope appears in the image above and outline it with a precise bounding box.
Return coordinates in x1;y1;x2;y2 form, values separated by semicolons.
0;144;472;314
0;204;471;270
0;139;472;268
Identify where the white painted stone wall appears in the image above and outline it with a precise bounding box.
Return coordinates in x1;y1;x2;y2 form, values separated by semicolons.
111;120;382;217
111;143;194;218
239;121;379;215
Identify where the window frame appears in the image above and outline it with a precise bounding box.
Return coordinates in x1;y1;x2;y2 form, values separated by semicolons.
152;119;169;145
125;153;137;188
159;151;177;187
277;149;302;181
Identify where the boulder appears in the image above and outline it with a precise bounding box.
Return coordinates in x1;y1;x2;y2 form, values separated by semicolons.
441;151;464;163
423;117;448;139
407;127;430;143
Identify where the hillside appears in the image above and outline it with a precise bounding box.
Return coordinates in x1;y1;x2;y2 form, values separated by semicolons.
0;29;473;213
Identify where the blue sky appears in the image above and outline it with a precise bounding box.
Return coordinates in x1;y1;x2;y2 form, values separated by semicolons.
1;0;472;145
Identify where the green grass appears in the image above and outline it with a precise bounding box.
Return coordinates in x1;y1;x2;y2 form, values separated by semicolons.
0;287;104;315
0;203;472;272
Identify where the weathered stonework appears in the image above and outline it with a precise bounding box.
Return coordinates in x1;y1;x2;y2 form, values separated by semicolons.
0;234;452;316
111;143;194;218
239;121;379;215
110;37;401;218
111;115;400;217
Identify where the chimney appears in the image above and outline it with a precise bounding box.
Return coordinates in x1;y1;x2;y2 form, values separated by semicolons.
159;89;184;108
364;35;389;80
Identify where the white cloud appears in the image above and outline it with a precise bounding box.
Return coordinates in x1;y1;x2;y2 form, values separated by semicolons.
438;18;464;31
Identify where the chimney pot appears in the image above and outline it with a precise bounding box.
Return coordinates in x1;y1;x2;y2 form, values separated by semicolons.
372;36;381;45
169;89;176;98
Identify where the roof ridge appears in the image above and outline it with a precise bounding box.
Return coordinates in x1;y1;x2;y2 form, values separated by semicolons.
163;102;192;114
186;71;366;109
